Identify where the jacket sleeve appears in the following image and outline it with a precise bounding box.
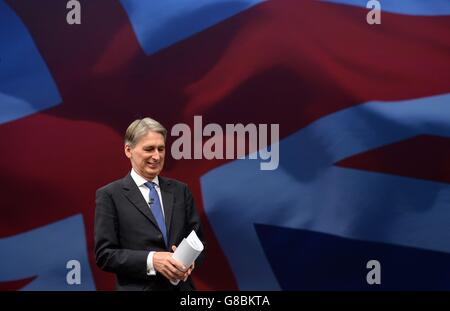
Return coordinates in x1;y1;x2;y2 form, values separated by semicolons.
94;187;150;279
184;185;207;267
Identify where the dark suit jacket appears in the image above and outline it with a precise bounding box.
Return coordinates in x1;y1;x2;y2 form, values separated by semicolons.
94;173;205;291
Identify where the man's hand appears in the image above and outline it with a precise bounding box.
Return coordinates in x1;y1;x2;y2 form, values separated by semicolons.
171;245;195;282
153;250;187;283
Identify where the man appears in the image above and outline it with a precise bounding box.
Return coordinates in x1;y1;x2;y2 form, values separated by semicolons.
94;117;205;291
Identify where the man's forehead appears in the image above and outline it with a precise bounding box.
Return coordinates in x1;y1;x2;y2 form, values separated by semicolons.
139;131;165;143
139;134;165;147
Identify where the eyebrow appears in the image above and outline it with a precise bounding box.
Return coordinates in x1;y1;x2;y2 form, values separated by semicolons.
143;144;165;148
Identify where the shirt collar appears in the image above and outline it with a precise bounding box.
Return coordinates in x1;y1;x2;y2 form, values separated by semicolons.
130;168;159;188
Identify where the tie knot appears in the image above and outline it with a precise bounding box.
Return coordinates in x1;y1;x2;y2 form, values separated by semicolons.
145;181;156;190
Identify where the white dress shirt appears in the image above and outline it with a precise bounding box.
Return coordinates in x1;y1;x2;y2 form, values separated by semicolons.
130;168;165;276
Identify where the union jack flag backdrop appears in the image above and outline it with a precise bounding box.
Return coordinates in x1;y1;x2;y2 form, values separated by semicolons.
0;0;449;290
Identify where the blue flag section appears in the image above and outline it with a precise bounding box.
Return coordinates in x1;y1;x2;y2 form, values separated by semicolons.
0;215;95;290
0;0;61;124
0;0;449;290
201;94;450;290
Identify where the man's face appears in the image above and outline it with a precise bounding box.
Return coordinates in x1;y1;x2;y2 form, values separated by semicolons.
125;130;165;180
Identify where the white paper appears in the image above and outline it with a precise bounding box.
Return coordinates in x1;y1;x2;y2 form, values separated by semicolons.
170;230;204;285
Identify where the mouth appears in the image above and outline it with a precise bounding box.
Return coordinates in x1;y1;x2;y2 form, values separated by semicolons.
147;162;159;169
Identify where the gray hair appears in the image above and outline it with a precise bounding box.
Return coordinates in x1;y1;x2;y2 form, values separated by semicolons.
124;117;167;147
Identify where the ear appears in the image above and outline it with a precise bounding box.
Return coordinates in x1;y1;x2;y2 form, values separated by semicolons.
124;144;132;159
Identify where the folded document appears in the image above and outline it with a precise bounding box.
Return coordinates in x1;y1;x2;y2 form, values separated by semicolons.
171;230;204;285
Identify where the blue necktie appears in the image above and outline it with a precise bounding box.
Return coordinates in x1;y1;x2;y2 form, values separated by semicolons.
145;181;167;246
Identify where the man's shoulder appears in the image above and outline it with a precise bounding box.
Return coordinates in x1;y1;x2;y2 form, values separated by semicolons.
96;175;129;194
159;176;188;190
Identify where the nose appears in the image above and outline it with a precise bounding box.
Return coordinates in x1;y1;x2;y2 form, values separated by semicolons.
152;151;161;161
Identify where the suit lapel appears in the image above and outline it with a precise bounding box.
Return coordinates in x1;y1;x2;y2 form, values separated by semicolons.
122;174;159;228
159;177;174;241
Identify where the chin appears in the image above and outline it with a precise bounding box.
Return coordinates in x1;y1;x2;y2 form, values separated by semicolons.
146;169;160;176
